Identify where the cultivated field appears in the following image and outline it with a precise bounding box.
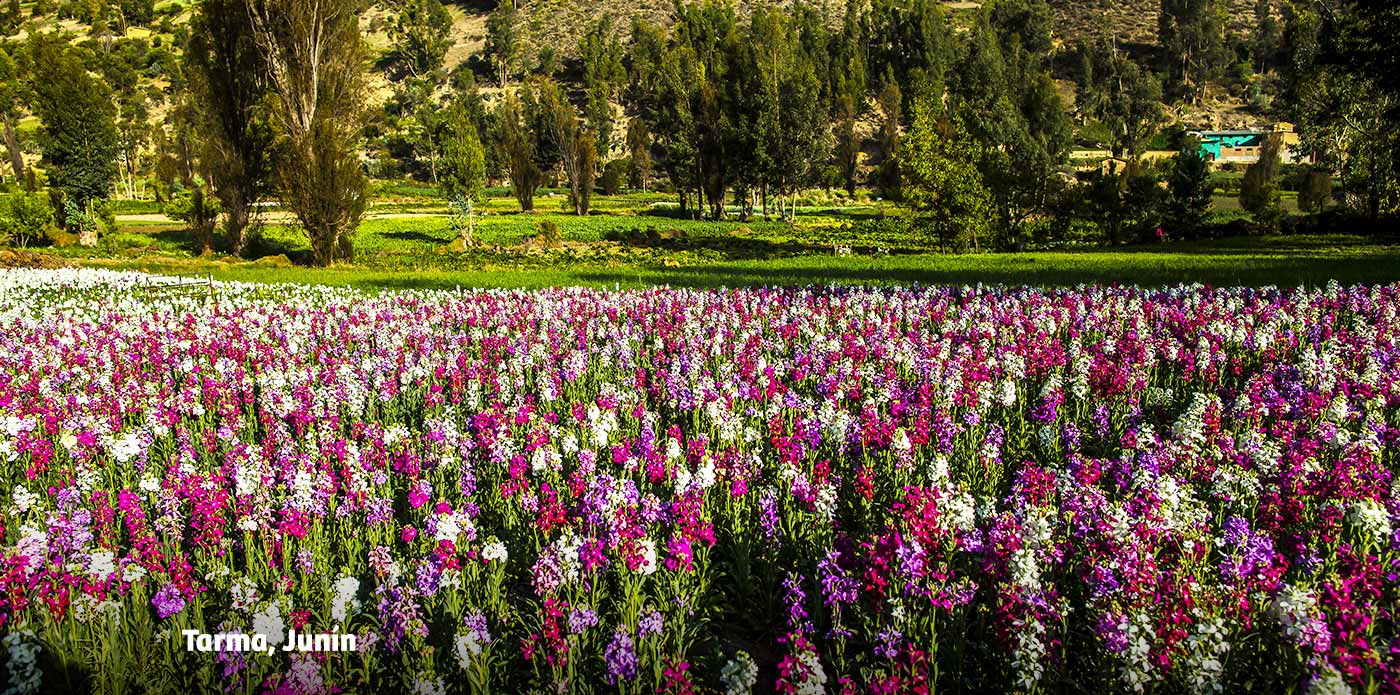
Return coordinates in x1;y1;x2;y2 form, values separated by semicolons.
0;269;1396;693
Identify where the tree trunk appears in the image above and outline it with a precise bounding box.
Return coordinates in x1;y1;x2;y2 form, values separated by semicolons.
3;117;23;184
226;198;250;257
308;223;337;267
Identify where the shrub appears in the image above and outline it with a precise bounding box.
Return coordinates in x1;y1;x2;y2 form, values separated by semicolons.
1164;140;1213;238
600;159;629;196
1240;138;1284;230
1298;170;1333;214
163;183;222;253
0;191;55;247
532;219;562;247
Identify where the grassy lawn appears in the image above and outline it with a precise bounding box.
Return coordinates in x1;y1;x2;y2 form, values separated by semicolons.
70;234;1400;291
36;191;1397;291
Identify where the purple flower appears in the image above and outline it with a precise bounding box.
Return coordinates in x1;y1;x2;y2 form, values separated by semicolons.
151;584;186;619
759;489;781;544
603;628;638;684
638;609;663;637
783;575;810;633
1089;566;1121;598
365;498;394;526
875;627;901;659
1061;422;1081;450
818;551;858;607
463;612;492;644
415;560;443;597
569;606;599;634
1218;516;1275;582
376;584;428;653
1096;613;1129;654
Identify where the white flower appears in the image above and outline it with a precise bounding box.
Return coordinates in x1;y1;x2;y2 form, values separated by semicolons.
1276;582;1316;644
1306;666;1353;695
1009;547;1040;591
1011;616;1047;689
453;633;483;668
235;464;261;497
10;485;37;515
694;456;717;490
1180;614;1230;694
435;512;475;544
107;430;145;464
636;539;658;576
997;379;1017;407
331;576;360;623
229;578;261;613
1115;612;1160;692
789;647;826;695
482;537;509;564
252;605;287;646
410;676;446;695
892;429;912;453
944;493;976;532
888;597;906;623
2;631;42;695
1347;499;1392;546
87;551;117;580
720;650;758;695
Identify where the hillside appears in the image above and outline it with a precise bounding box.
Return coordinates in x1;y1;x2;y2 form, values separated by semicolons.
1047;0;1261;48
6;0;1269;87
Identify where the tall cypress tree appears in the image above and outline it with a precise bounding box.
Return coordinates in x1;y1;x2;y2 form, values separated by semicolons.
27;33;119;242
186;0;276;257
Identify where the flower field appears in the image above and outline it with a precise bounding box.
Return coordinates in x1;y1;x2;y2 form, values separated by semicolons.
1;269;1398;694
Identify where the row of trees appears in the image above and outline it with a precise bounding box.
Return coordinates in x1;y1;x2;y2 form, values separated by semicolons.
3;0;372;265
5;0;1398;261
475;0;1075;247
169;0;371;266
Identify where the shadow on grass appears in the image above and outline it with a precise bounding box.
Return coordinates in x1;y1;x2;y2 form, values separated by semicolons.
612;233;815;258
380;229;455;245
244;233;312;265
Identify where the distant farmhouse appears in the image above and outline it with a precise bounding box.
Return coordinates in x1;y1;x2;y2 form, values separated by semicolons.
1190;123;1311;166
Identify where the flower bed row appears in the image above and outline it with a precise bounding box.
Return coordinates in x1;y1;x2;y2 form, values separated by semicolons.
0;270;1397;694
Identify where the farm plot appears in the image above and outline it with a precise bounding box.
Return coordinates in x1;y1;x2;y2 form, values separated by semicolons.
0;269;1397;693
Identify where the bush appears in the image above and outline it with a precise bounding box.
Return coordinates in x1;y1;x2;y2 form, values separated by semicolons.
532;219;563;247
0;192;55;247
163;184;221;253
600;159;630;196
1298;170;1334;214
1210;172;1242;196
1240;138;1284;230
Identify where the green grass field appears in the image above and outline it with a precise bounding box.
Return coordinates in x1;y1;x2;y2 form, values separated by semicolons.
36;191;1399;290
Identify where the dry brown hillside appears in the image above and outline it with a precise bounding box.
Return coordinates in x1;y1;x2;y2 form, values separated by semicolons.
1047;0;1260;47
